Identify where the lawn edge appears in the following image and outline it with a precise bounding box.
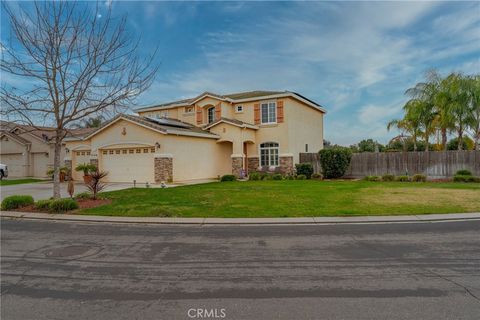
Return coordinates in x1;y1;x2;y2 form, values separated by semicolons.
1;210;480;225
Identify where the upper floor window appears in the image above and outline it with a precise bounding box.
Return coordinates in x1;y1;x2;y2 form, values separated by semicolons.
235;105;243;113
185;106;194;114
207;107;216;123
260;142;279;167
261;102;276;124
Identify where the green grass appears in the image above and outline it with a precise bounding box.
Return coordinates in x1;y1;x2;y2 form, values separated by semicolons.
80;180;480;217
0;178;44;186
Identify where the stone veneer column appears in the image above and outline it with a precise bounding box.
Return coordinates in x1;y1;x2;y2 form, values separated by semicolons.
64;159;72;174
247;156;259;173
231;155;244;178
279;155;294;175
154;154;173;183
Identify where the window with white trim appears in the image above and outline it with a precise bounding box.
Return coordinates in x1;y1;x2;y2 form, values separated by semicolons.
260;142;279;166
261;102;276;124
235;105;243;113
207;107;215;123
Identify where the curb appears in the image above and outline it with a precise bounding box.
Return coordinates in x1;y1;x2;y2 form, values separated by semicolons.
1;211;480;225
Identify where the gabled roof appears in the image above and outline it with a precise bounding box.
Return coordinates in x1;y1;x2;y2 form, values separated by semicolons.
203;117;258;130
0;129;32;145
84;113;219;140
134;90;326;114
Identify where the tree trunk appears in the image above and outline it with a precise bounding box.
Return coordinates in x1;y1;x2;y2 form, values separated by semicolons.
457;129;463;151
413;135;417;151
425;136;429;153
52;133;62;199
441;128;448;151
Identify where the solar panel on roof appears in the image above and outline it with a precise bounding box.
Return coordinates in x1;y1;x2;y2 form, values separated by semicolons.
145;117;192;129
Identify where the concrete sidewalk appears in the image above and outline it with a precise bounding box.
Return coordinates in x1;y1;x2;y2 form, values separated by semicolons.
1;211;479;225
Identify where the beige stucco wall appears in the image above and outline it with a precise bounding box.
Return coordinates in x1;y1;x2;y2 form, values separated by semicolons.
66;118;231;182
285;97;324;164
1;132;65;178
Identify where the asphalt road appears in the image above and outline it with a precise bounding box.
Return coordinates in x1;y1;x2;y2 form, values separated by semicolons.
1;219;480;320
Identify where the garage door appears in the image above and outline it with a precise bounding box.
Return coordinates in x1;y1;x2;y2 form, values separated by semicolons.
100;147;155;183
72;150;91;181
32;153;49;177
0;154;25;177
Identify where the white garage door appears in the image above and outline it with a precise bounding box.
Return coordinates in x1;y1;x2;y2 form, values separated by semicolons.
0;154;25;177
100;147;155;183
32;153;49;178
72;150;91;181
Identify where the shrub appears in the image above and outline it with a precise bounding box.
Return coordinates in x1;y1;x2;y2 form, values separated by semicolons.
48;198;79;213
382;174;395;182
295;163;314;179
248;172;261;181
453;175;479;183
1;195;34;210
86;170;108;199
296;174;307;180
75;163;97;175
260;173;271;180
311;173;323;180
285;174;295;180
412;174;427;182
319;147;352;179
396;175;410;182
456;169;472;176
272;173;283;180
220;174;236;182
75;192;92;200
35;199;52;210
363;175;380;182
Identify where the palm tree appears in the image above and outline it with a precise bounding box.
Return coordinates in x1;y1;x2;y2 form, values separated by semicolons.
404;99;436;152
387;114;422;151
444;73;471;150
404;70;440;152
464;75;480;150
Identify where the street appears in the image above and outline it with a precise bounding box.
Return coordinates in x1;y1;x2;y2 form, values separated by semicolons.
1;218;479;320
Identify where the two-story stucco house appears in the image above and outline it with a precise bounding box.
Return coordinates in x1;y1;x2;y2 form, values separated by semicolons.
64;90;326;183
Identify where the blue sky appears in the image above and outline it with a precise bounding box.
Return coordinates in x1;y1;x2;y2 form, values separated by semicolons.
1;1;479;145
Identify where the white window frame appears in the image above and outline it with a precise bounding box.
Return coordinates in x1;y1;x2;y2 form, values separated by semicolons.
235;105;243;113
185;106;194;114
259;142;279;167
260;101;277;124
207;106;216;123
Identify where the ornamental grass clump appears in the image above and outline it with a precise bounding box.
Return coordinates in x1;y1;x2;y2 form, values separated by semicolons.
1;195;34;210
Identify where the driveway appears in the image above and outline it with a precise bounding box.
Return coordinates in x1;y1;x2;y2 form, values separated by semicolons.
1;219;479;320
0;181;135;200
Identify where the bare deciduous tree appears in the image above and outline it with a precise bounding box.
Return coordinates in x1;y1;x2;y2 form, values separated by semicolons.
1;1;158;198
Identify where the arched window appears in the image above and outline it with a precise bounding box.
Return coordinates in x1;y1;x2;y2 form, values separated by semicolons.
207;107;215;123
260;142;279;166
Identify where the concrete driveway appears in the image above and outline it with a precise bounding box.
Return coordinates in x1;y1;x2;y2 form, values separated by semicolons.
0;181;135;201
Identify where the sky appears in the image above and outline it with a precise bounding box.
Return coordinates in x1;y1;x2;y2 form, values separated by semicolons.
1;1;479;145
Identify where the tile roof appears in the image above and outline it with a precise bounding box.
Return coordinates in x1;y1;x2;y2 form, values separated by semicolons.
136;90;289;110
203;117;257;129
85;113;218;139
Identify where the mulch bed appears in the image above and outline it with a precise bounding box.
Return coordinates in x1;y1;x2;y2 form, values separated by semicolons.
13;198;111;213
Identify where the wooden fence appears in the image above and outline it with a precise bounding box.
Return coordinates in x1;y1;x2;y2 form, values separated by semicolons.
299;150;480;178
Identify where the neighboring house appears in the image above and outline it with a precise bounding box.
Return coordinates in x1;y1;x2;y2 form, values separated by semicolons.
0;121;94;178
64;90;326;183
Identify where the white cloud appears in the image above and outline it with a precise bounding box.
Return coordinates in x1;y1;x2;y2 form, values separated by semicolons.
136;2;478;144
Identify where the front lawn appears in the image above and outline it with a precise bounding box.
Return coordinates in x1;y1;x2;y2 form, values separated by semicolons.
0;178;44;186
80;180;480;217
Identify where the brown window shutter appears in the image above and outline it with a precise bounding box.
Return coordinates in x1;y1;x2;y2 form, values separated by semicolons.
215;103;221;120
277;100;284;123
196;106;202;124
254;103;260;124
